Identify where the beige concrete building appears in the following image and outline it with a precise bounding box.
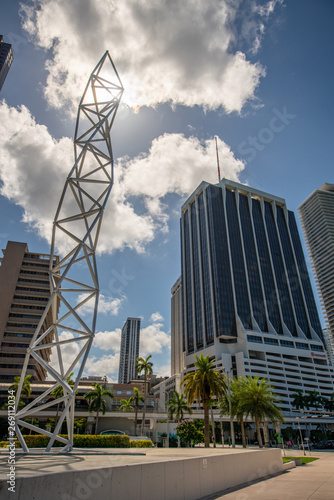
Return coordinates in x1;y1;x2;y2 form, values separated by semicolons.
0;241;58;381
171;276;184;376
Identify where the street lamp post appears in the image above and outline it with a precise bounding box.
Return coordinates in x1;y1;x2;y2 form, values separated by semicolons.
296;417;306;456
227;372;235;448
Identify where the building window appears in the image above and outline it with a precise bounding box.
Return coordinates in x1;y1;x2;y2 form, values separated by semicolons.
247;335;262;344
264;337;279;345
296;342;309;350
310;344;324;351
280;340;294;347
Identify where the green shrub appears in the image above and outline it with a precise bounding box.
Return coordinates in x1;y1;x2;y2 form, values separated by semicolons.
0;440;20;448
130;439;153;448
6;434;130;448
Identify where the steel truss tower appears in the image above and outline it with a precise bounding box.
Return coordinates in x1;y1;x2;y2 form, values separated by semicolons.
15;52;124;452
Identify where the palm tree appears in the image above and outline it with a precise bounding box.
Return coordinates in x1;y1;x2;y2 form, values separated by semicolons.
132;387;145;436
291;389;308;410
220;378;247;448
167;391;192;422
324;393;334;412
236;376;284;448
119;398;134;412
9;374;32;402
9;374;33;432
51;372;75;427
167;391;192;447
84;383;114;434
182;354;226;447
305;390;324;410
136;355;153;435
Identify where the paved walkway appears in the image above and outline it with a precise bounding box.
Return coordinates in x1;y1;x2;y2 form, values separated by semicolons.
211;450;334;500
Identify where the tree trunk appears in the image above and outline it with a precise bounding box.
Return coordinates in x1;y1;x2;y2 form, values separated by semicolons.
220;420;224;447
134;406;138;435
141;380;147;436
95;410;99;435
203;400;210;448
241;416;246;448
263;421;270;447
255;417;263;448
55;401;60;427
177;419;180;448
210;406;216;447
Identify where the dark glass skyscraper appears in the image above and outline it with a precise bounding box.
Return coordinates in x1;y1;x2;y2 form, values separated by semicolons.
181;179;334;412
118;317;141;384
0;35;13;91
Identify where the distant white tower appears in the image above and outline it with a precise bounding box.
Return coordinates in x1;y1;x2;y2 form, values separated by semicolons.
299;183;334;363
118;317;141;383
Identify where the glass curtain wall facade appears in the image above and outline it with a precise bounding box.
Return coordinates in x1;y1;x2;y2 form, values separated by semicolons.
181;179;323;354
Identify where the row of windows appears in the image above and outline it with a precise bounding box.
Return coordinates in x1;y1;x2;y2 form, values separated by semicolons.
13;295;48;302
246;335;325;353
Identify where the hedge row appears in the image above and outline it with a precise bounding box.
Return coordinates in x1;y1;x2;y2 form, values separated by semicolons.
0;435;130;448
130;440;153;448
0;441;20;448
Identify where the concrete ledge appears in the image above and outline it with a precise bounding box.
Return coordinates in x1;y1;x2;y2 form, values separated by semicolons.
0;449;283;500
282;461;296;471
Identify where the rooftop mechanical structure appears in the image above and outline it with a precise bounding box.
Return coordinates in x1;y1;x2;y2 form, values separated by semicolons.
15;52;124;452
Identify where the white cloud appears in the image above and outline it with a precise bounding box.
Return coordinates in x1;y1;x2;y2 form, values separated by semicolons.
93;328;122;352
0;102;245;256
150;312;164;323
155;364;171;378
119;133;245;202
77;293;124;317
234;0;284;55
140;323;171;357
84;353;120;382
49;331;83;375
17;0;279;114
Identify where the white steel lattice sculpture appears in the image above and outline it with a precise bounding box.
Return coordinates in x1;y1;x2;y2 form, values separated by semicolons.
15;52;124;452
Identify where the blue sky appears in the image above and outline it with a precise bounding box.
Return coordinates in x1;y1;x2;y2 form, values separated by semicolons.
1;1;333;381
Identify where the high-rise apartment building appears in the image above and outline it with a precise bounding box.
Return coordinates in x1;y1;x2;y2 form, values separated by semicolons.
0;241;59;381
0;35;13;91
323;329;334;366
118;317;140;384
299;183;334;355
180;179;334;413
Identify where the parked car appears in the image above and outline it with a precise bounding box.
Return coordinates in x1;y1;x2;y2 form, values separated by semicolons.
100;429;125;436
323;440;334;449
313;441;323;449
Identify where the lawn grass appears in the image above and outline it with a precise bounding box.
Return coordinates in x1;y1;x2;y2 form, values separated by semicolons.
283;456;319;465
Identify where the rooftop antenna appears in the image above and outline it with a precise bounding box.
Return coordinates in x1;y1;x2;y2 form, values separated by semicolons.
214;135;221;182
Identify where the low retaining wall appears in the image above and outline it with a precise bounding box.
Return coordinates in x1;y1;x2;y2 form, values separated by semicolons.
0;449;283;500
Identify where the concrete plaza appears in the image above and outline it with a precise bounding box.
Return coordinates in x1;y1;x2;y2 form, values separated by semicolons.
0;446;332;499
